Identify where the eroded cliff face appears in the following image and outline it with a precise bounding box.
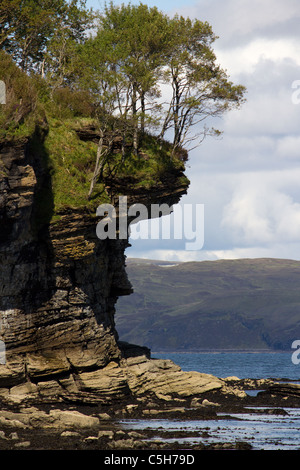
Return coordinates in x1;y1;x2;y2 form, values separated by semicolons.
0;134;228;404
0;136;126;394
1;134;248;409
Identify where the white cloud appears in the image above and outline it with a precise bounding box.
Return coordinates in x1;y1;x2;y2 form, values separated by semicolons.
216;0;300;37
208;243;300;260
178;0;300;47
105;0;300;263
216;40;300;79
221;171;300;246
127;248;219;262
276;136;300;160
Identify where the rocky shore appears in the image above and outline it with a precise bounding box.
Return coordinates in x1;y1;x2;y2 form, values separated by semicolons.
1;134;300;452
1;357;300;451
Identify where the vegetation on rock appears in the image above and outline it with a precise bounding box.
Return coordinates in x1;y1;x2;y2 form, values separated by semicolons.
0;0;245;220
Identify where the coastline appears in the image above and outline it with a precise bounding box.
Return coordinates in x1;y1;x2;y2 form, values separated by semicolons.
0;372;300;450
152;349;292;353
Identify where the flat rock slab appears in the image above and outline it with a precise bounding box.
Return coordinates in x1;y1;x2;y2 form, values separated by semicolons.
0;408;99;430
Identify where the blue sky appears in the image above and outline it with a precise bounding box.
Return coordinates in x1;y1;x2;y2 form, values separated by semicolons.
85;0;300;262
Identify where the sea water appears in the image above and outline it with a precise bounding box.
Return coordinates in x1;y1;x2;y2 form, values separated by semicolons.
151;351;300;381
121;352;300;450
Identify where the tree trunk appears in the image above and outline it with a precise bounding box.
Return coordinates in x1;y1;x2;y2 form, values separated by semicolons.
173;76;180;150
132;83;139;155
140;90;145;134
121;134;126;162
88;130;105;200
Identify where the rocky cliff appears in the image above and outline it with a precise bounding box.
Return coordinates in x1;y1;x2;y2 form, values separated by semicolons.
0;132;235;405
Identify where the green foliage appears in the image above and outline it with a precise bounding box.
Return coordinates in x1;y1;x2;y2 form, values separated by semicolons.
74;2;246;164
97;2;169;103
0;1;246;218
0;0;93;73
160;15;246;150
43;0;94;89
0;50;41;140
51;87;95;119
43;117;106;213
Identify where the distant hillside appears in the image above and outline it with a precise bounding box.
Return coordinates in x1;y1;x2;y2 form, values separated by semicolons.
115;258;300;351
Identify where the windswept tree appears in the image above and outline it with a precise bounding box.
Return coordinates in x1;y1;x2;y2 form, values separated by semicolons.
43;0;93;87
159;16;246;153
95;2;170;154
87;4;245;158
73;3;246;198
76;35;123;199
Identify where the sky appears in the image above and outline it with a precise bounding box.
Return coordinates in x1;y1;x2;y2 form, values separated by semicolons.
86;0;300;262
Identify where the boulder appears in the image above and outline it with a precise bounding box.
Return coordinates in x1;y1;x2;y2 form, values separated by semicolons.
98;430;114;439
265;382;300;398
123;356;224;398
27;408;100;430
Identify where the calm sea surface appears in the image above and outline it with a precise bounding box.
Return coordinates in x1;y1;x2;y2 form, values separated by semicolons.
121;352;300;450
151;351;300;381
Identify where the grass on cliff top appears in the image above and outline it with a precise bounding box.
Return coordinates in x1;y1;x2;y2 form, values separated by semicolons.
43;117;107;215
0;51;189;222
43;115;189;218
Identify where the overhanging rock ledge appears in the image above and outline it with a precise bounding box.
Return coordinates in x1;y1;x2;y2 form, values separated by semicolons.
0;136;241;404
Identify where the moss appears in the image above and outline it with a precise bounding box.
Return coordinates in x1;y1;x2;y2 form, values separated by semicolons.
60;239;96;260
109;133;187;188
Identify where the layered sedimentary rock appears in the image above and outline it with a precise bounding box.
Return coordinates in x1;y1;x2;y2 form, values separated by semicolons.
0;133;232;403
0;136;131;395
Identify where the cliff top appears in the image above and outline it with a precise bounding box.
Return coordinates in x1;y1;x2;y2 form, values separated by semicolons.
0;51;189;226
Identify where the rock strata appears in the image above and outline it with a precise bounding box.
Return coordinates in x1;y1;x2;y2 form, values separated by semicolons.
4;132;297;455
1;134;236;405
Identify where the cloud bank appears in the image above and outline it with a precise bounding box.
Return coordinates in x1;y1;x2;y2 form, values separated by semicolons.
126;0;300;262
86;0;300;261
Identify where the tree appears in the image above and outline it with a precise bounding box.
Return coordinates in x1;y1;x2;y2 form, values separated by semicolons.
159;15;246;153
0;0;93;74
76;35;121;199
95;2;170;154
43;0;94;87
0;0;22;48
73;3;246;199
1;0;65;71
76;3;173;199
